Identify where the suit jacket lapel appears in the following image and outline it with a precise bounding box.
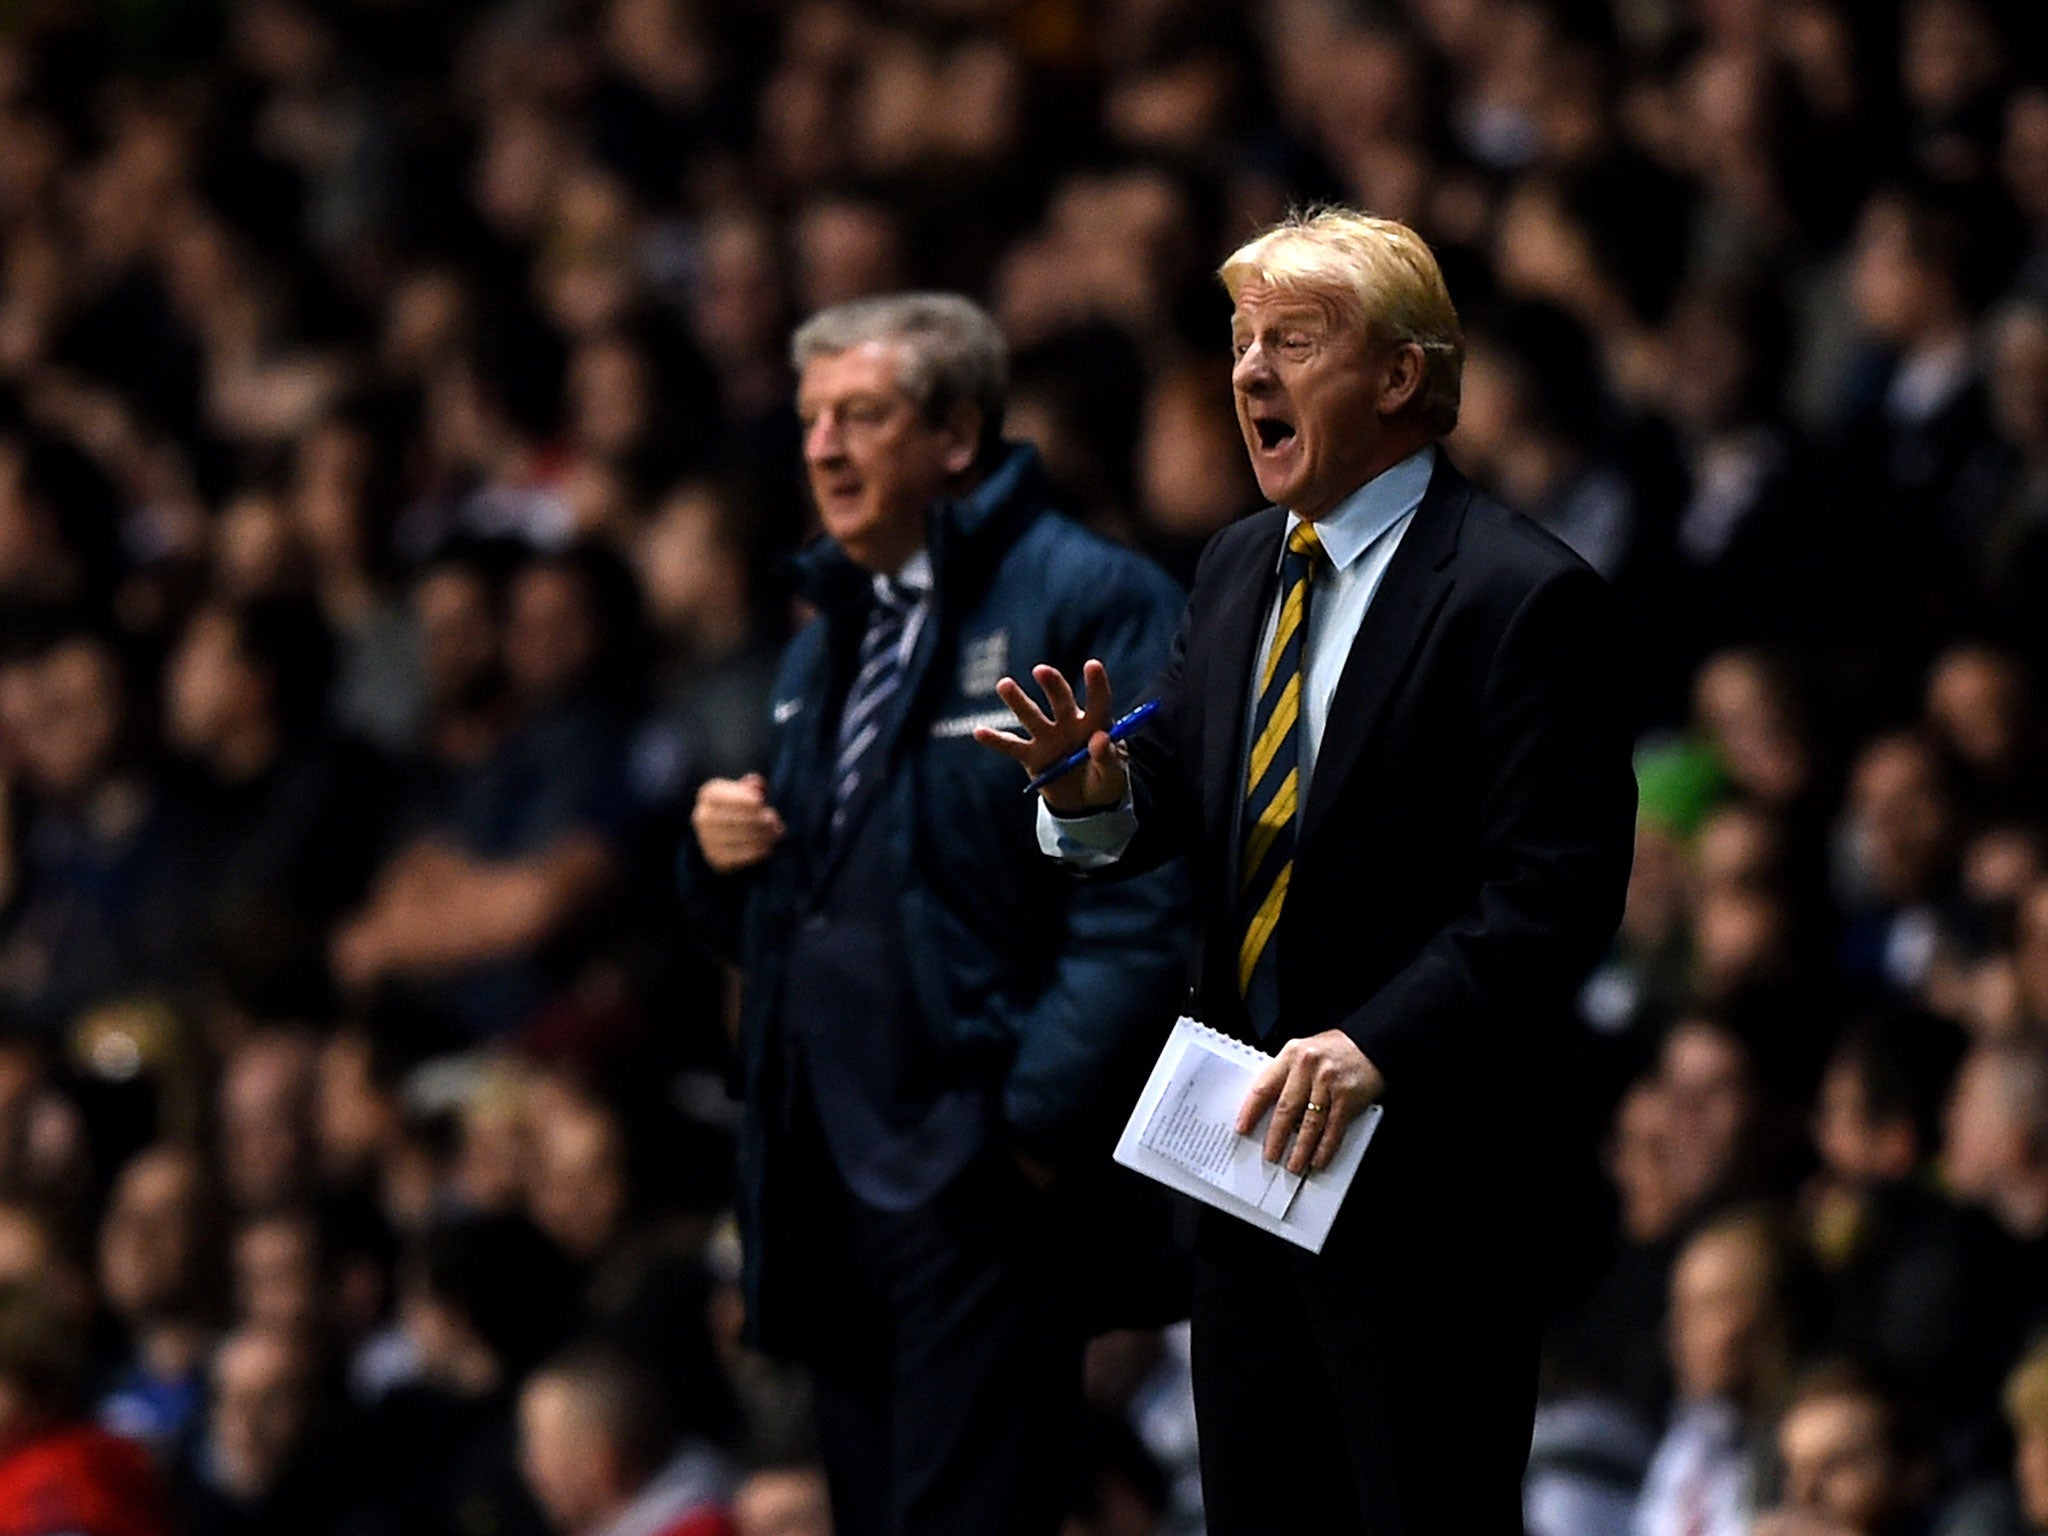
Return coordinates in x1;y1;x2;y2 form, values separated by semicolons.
1201;509;1287;877
1300;461;1470;846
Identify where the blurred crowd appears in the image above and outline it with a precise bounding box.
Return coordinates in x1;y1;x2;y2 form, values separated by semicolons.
4;0;2048;1532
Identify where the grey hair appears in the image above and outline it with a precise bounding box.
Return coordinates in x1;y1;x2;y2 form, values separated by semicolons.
791;292;1009;452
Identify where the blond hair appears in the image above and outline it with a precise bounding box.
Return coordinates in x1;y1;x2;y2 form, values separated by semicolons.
1219;208;1463;436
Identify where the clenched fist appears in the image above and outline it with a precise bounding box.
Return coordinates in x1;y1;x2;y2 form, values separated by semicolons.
692;773;787;873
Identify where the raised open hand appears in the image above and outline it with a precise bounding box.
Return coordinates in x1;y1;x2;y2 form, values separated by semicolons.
973;659;1128;815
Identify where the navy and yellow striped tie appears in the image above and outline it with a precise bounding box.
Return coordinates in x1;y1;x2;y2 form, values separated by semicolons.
1238;521;1323;1031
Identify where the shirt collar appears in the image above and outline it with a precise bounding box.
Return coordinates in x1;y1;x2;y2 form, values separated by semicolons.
1282;444;1435;572
874;548;934;601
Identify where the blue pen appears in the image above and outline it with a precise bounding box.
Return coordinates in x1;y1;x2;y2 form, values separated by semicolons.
1020;698;1161;796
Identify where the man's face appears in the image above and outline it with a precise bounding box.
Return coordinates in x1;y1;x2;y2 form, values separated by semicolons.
797;340;968;572
1850;738;1952;904
1609;1082;1681;1242
1230;281;1396;520
166;608;262;757
233;1216;321;1333
1669;1227;1769;1403
415;567;498;709
99;1148;202;1319
518;1376;613;1533
2016;1427;2048;1528
1661;1024;1754;1209
1849;199;1938;344
1778;1393;1900;1533
221;1038;315;1210
528;1104;627;1261
504;564;596;702
1813;1059;1917;1187
210;1331;315;1501
734;1466;834;1536
1943;1051;2021;1197
21;639;123;801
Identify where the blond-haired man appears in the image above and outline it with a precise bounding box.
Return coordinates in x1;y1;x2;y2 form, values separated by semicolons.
982;209;1637;1532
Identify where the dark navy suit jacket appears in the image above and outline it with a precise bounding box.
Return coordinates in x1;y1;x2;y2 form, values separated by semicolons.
686;444;1192;1352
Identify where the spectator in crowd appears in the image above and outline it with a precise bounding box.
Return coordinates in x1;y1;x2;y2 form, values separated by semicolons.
517;1345;736;1536
1580;792;1691;1077
351;1212;572;1536
1805;1011;2012;1438
1691;650;1818;815
1836;182;1998;618
2016;886;2048;1035
287;404;421;755
1975;298;2048;673
399;541;519;787
631;478;778;791
0;630;180;1035
0;1038;90;1214
231;1208;323;1336
1753;1365;1938;1536
314;1025;407;1194
1636;1209;1802;1536
1131;358;1258;587
1526;1382;1656;1536
159;593;377;1010
526;1079;632;1269
1591;1078;1690;1406
1657;278;1825;667
1453;300;1648;586
0;1204;71;1295
0;1280;167;1536
1945;1037;2048;1320
731;1462;832;1536
333;547;630;1038
1660;1015;1770;1219
2004;1339;2048;1533
1923;643;2040;827
1837;731;1969;996
95;1145;224;1461
0;426;123;626
179;1325;341;1536
217;1028;319;1212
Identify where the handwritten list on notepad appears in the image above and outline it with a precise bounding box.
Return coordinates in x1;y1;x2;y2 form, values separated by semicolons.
1115;1018;1382;1254
1136;1038;1303;1218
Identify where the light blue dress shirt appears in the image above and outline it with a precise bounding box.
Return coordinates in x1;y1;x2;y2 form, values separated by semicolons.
1038;444;1436;864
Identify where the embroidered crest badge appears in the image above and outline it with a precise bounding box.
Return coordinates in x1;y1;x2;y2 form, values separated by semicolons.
958;630;1009;697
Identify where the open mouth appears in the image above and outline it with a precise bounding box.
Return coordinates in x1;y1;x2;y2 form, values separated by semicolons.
1253;418;1296;451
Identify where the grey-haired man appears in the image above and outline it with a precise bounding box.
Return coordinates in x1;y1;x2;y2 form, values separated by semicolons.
686;294;1190;1536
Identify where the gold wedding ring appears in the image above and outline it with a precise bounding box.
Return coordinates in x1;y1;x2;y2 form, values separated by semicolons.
1304;1102;1326;1116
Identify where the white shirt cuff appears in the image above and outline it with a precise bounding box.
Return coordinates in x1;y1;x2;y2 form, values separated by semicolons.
1035;790;1138;868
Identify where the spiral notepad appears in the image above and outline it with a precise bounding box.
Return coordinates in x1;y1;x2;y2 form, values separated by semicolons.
1113;1017;1381;1253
